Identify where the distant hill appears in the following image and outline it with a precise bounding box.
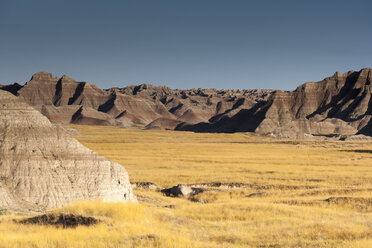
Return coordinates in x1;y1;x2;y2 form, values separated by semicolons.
1;68;372;139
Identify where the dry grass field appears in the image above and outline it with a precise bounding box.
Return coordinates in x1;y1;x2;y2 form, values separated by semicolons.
1;125;371;248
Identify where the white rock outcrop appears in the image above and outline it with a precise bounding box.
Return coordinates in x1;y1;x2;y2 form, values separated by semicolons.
0;90;135;210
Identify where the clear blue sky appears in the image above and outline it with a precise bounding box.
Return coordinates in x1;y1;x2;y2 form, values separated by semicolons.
0;0;371;90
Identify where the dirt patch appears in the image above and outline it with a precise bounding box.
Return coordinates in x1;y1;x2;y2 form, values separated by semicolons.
18;213;99;228
341;149;372;154
246;192;265;198
188;182;247;189
324;196;372;205
162;204;176;209
131;182;160;190
136;194;162;204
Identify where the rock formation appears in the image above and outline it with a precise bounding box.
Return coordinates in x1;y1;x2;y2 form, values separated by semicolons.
0;72;272;130
161;184;203;198
179;68;372;138
0;90;135;210
1;68;372;138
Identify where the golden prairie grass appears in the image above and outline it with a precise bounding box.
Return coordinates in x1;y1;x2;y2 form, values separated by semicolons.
0;125;371;248
0;201;198;248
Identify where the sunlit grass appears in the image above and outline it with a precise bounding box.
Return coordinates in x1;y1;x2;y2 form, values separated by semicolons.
0;125;371;247
0;201;198;248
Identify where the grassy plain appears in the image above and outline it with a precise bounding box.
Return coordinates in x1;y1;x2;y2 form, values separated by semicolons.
0;125;371;247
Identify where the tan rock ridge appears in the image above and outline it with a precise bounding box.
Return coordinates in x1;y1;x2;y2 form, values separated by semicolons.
0;90;135;210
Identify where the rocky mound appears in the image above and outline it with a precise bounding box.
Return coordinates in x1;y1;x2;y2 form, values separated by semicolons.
161;184;204;197
0;90;135;210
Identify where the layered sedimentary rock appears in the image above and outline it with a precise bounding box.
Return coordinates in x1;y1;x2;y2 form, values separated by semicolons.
180;68;372;138
2;68;372;138
1;72;272;130
0;90;135;210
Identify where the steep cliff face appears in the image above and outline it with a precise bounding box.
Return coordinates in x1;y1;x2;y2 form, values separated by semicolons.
2;68;372;138
179;68;372;138
253;68;372;138
16;72;115;125
1;72;272;130
0;90;135;210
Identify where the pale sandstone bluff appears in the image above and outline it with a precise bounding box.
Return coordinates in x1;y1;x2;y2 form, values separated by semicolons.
0;90;135;210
